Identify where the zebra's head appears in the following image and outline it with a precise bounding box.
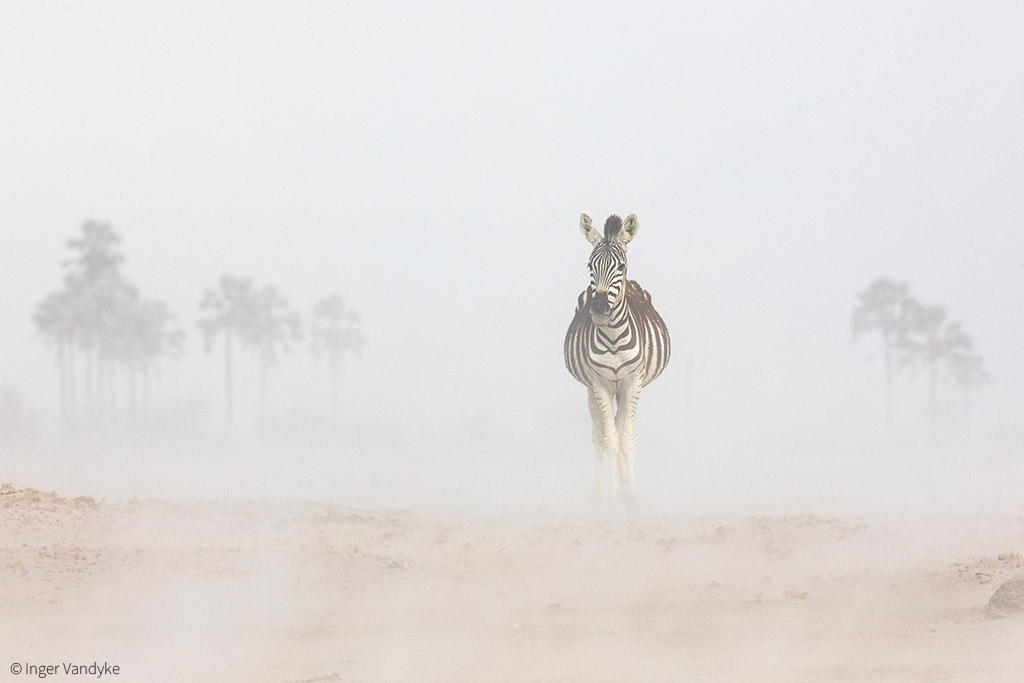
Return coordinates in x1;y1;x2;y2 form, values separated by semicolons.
580;213;638;326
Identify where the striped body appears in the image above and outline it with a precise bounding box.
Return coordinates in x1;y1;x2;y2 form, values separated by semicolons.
564;213;670;506
565;280;670;391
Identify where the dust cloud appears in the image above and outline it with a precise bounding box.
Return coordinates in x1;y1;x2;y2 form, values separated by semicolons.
2;484;1023;683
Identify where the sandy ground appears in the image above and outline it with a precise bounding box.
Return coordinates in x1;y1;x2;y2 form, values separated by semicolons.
1;483;1022;683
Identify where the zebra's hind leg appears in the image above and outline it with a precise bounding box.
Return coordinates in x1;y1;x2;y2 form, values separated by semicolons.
588;389;619;504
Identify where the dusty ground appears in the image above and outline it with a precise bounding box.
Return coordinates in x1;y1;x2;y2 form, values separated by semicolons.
1;483;1022;683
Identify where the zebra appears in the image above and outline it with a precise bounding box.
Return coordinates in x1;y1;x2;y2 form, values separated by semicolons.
564;213;670;506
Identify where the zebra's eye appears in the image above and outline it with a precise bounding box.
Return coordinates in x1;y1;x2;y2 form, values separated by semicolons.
617;264;626;272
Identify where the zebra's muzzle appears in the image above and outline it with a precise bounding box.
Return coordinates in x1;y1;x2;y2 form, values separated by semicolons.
590;292;611;321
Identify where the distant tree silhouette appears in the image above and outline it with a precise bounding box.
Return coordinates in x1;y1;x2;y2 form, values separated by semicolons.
115;289;185;418
63;220;126;411
899;312;983;422
33;290;78;421
851;278;918;427
944;343;989;413
310;295;364;414
853;278;989;429
896;303;950;419
198;277;302;427
252;285;302;422
198;275;260;431
34;220;183;426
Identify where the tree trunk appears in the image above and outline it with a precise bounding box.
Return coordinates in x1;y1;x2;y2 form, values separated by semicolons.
883;335;893;435
329;350;340;415
96;352;105;418
68;345;77;424
85;345;94;411
57;341;68;424
224;330;234;433
928;354;938;431
142;364;150;421
108;355;116;418
128;363;138;421
259;359;268;426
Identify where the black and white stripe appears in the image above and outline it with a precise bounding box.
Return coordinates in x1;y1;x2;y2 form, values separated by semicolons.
564;213;670;506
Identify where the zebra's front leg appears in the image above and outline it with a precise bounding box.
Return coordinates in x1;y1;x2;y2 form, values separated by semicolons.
616;385;642;509
589;388;620;504
587;391;606;503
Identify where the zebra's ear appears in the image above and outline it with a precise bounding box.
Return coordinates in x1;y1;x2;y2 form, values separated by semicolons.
620;214;639;245
580;213;602;245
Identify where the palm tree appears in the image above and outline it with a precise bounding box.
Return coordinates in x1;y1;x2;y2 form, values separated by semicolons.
63;221;126;411
198;275;260;431
896;304;950;416
900;312;983;418
99;280;144;413
252;285;302;422
134;299;185;415
34;220;128;421
945;347;988;414
116;291;185;418
851;278;918;427
33;290;78;422
37;220;185;426
65;220;124;276
310;295;364;414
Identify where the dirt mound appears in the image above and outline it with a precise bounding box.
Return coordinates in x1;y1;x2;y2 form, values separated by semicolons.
989;574;1024;617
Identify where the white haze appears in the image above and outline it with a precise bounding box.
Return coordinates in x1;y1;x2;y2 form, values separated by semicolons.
1;1;1023;517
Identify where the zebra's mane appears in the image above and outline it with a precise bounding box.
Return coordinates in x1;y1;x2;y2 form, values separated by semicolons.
604;215;623;240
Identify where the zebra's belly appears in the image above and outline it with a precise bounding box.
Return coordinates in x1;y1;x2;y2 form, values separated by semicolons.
589;347;644;388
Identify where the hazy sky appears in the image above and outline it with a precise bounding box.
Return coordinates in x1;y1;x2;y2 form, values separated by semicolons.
2;2;1022;510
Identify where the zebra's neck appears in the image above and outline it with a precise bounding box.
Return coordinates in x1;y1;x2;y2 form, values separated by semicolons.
593;293;630;340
